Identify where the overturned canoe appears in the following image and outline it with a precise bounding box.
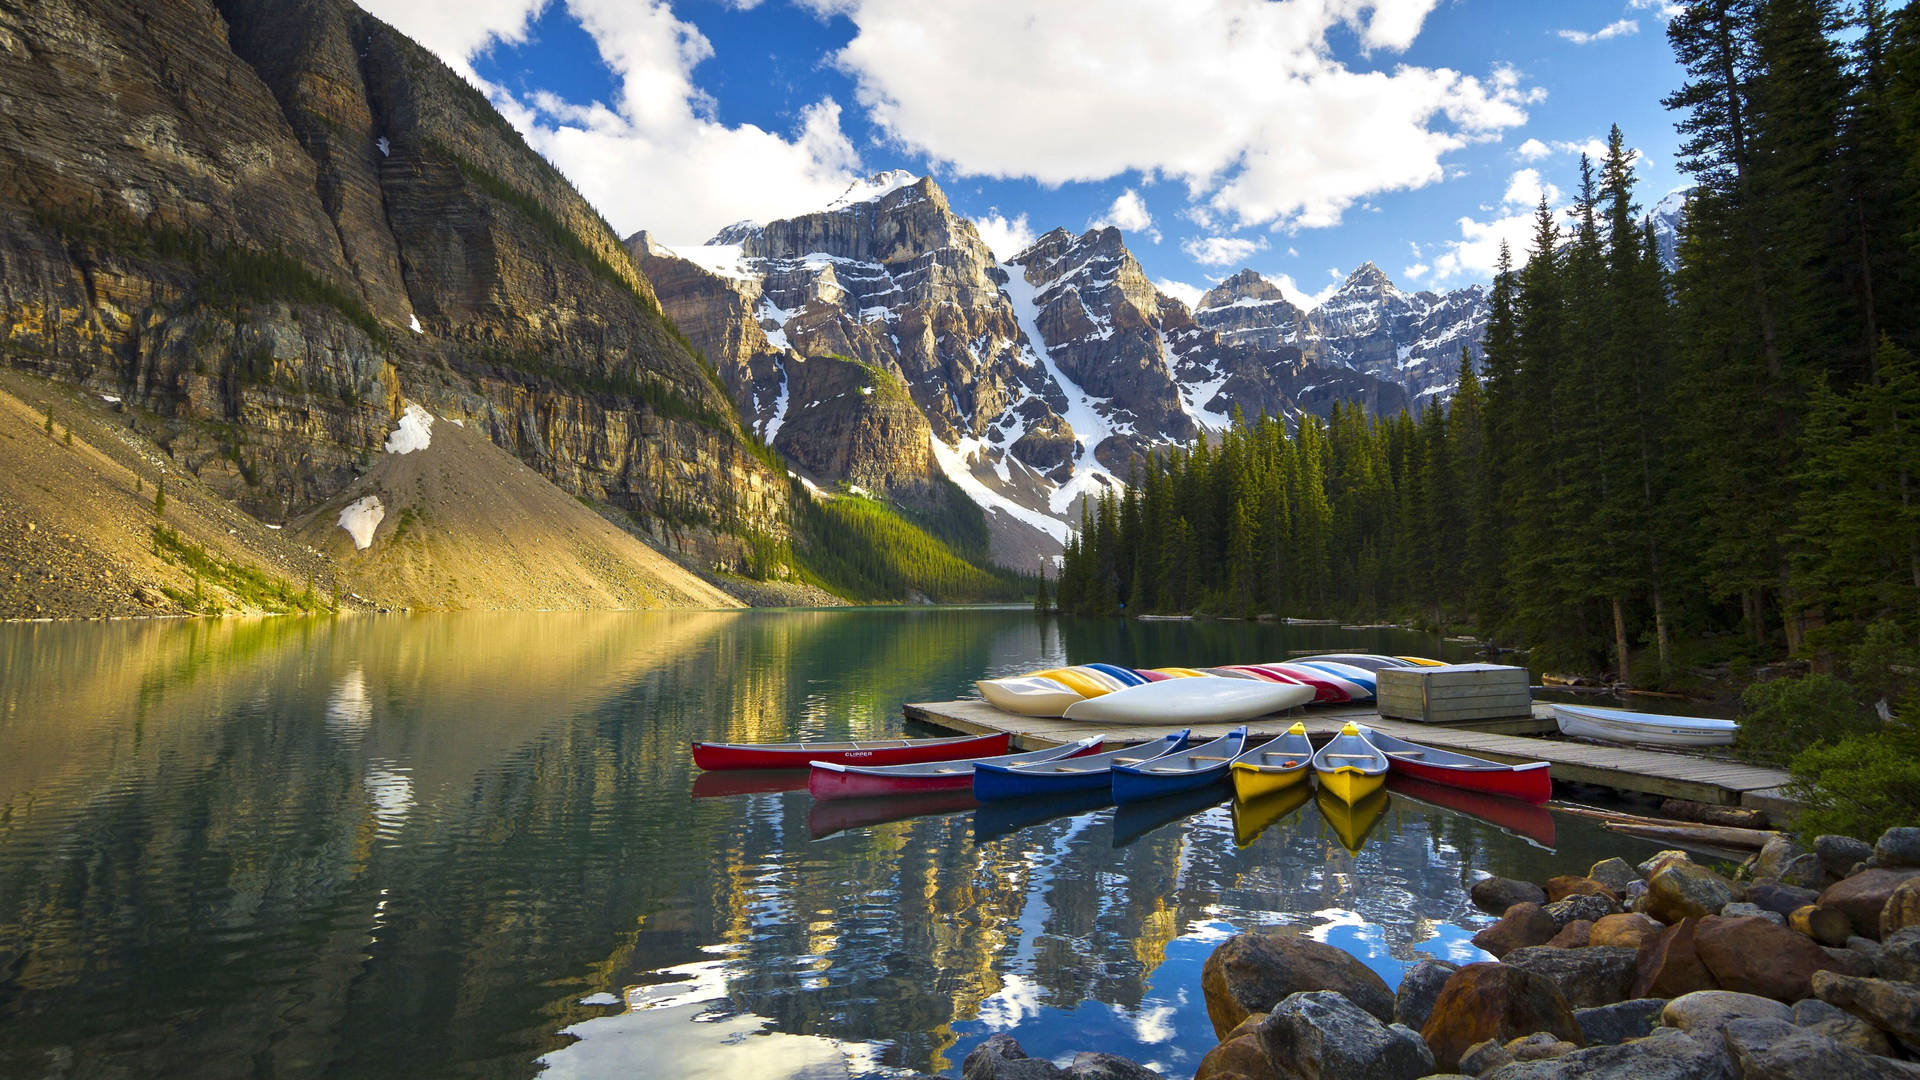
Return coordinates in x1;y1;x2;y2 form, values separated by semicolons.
809;736;1104;800
1062;677;1312;725
1552;703;1738;747
692;731;1010;771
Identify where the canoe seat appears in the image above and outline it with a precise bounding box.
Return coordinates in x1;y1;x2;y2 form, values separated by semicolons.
1324;753;1378;760
1112;756;1147;765
1387;750;1427;758
1187;754;1230;762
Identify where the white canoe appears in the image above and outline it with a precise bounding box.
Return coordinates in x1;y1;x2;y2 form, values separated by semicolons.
1552;703;1738;747
977;675;1083;717
1062;677;1313;725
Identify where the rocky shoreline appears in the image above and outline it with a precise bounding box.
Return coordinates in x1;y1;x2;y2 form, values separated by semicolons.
963;826;1920;1080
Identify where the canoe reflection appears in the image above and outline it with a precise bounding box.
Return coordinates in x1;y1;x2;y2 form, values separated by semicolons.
1316;786;1391;853
691;770;811;798
806;788;980;840
970;787;1113;842
1232;783;1314;847
1384;773;1557;849
1111;782;1232;847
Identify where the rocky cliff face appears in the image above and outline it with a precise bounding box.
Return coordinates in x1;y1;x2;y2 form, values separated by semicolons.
0;0;789;592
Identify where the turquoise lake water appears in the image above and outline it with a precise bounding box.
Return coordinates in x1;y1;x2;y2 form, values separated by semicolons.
0;610;1667;1079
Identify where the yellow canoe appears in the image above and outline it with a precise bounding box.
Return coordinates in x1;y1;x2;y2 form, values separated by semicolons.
1311;721;1388;804
1229;721;1314;801
1395;656;1448;666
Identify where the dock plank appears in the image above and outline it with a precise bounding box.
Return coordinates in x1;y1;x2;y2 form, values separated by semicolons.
902;699;1796;808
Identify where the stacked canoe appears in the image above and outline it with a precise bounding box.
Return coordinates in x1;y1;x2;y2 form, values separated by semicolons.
974;654;1438;722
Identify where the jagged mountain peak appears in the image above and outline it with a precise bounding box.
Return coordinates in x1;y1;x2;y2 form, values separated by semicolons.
824;169;923;210
1197;269;1293;313
1342;261;1396;291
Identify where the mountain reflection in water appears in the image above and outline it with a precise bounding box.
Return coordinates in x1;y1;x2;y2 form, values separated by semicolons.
0;611;1668;1079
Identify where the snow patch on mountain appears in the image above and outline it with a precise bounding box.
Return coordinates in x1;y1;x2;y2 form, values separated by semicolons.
929;435;1070;542
826;170;921;211
1000;265;1124;512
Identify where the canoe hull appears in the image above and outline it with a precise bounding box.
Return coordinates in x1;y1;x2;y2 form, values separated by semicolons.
972;732;1187;801
692;732;1010;771
809;738;1104;800
1552;704;1738;747
1387;756;1552;803
1228;728;1314;801
1317;767;1386;804
977;676;1084;717
1110;729;1247;804
1061;678;1312;725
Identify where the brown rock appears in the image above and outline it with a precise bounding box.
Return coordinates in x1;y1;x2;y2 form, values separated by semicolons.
1472;903;1560;959
1193;1033;1276;1080
1811;970;1920;1047
1694;914;1847;1002
1589;913;1663;950
1420;962;1583;1073
1660;989;1792;1034
1502;946;1638;1009
1821;868;1920;939
1820;946;1879;978
1544;876;1616;904
1882;877;1920;938
1632;917;1720;999
1645;862;1739;924
1545;920;1592;949
1200;931;1396;1039
1793;998;1894;1057
1457;1038;1514;1075
1472;877;1548;914
1503;1031;1578;1061
1748;881;1823;918
1793;904;1856;948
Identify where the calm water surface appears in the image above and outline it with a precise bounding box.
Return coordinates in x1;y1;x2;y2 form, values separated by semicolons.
0;611;1668;1079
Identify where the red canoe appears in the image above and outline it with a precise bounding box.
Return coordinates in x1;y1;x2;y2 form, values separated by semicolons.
691;731;1011;771
1360;726;1552;804
808;736;1105;800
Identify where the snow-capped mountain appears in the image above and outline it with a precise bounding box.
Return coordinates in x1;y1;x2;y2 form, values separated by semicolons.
629;174;1460;565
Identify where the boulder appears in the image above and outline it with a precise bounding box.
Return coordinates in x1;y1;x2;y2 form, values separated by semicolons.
1201;932;1397;1038
964;1035;1068;1080
1796;904;1859;947
1622;879;1651;911
1545;920;1592;949
1825;946;1882;978
1882;878;1920;938
1478;1027;1732;1079
1194;1014;1275;1080
1590;913;1663;950
1420;963;1583;1073
1063;1054;1164;1080
1472;904;1560;959
1720;1016;1918;1080
1719;902;1784;926
1574;998;1667;1045
1749;881;1823;919
1794;997;1895;1056
1544;876;1616;903
1848;935;1889;975
1502;946;1638;1009
1394;959;1460;1031
1660;989;1792;1034
1544;893;1618;927
1822;869;1920;939
1588;858;1640;896
1819;835;1877;880
1633;917;1721;999
1503;1032;1577;1062
1458;1038;1514;1076
1639;850;1696;878
1257;991;1434;1080
1781;853;1832;890
1882;926;1920;983
1877;827;1920;870
1812;971;1920;1047
1472;877;1548;914
1694;913;1849;1002
1753;836;1807;882
1646;862;1739;924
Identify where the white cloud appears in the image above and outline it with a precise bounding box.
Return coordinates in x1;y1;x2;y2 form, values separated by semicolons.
975;211;1037;262
1273;272;1341;310
1403;262;1430;281
1558;19;1638;45
1502;168;1560;208
1516;137;1550;161
1629;0;1684;19
1182;235;1269;267
1155;278;1205;309
361;0;870;244
810;0;1535;232
1429;205;1556;284
1091;189;1160;242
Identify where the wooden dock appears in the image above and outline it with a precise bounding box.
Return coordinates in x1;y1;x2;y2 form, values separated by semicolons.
902;699;1799;816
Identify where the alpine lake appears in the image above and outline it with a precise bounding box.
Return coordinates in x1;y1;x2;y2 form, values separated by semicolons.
0;609;1676;1079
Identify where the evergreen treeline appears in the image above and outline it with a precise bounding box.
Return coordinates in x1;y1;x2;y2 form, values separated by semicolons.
1060;1;1920;685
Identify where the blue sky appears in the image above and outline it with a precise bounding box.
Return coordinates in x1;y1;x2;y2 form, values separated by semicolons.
366;0;1692;308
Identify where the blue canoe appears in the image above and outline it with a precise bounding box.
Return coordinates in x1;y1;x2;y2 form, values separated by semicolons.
973;730;1188;801
1110;727;1249;804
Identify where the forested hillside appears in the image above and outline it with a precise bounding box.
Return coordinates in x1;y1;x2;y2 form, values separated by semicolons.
1060;0;1920;687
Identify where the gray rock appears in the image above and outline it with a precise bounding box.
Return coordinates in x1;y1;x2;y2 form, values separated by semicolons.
1063;1053;1164;1080
1589;857;1640;896
1641;850;1696;878
1850;935;1889;972
1623;879;1650;910
1647;863;1739;923
1721;1016;1919;1080
1543;893;1619;928
1782;853;1831;889
1795;997;1895;1056
1257;990;1435;1080
1459;1038;1515;1076
1472;876;1548;914
1503;1031;1577;1061
1481;1027;1734;1079
1753;837;1807;882
1812;971;1920;1047
1719;902;1785;925
1820;836;1877;880
1502;946;1638;1010
1748;881;1823;918
1394;958;1460;1031
964;1034;1068;1080
1201;930;1398;1038
1878;828;1920;869
1882;926;1920;983
1575;998;1668;1045
1661;990;1792;1035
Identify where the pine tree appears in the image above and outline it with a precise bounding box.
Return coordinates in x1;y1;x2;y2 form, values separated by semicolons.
154;478;166;517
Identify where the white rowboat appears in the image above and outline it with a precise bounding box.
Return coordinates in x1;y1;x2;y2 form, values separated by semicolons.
1552;703;1738;747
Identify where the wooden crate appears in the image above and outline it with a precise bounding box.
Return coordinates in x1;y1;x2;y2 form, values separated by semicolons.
1377;663;1533;724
